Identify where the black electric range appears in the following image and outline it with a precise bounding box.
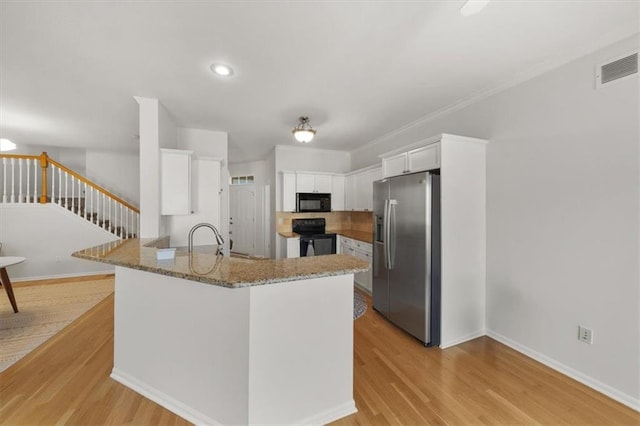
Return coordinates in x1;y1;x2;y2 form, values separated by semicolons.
292;218;337;257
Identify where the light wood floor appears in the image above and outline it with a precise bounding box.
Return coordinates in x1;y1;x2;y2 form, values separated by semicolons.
1;277;638;425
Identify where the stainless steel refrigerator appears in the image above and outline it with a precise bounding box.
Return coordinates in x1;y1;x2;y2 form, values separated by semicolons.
372;171;441;346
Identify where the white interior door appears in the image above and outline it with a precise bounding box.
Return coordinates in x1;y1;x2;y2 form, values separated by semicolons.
230;185;256;255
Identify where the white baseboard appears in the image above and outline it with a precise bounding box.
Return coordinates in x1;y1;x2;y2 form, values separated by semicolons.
486;330;640;412
440;329;486;349
112;368;357;425
111;368;221;426
13;269;115;283
294;400;357;425
354;282;371;296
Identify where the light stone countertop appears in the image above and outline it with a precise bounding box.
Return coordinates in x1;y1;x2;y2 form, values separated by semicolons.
72;238;369;289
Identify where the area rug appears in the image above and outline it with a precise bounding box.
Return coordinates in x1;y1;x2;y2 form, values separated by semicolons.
0;278;114;372
354;290;367;320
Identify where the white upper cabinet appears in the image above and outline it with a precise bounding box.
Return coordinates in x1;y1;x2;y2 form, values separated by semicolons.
381;142;440;178
344;174;356;211
160;149;193;215
296;172;332;193
280;171;344;211
315;174;333;193
295;173;315;193
281;172;296;212
332;175;345;211
382;153;407;178
345;166;382;211
408;144;439;173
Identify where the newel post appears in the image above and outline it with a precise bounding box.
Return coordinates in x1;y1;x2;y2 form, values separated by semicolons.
39;152;49;204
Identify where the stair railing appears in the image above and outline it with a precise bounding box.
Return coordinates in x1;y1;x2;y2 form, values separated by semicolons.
0;152;139;239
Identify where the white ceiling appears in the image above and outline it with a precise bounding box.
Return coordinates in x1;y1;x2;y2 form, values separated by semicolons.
1;1;638;163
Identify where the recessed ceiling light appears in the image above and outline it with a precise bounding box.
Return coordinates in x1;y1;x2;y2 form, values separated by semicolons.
210;63;234;77
0;138;16;151
460;0;490;17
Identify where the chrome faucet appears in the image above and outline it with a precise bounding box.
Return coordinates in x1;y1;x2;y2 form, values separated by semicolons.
188;223;225;255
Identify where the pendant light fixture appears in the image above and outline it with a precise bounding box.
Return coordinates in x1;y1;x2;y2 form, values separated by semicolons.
292;116;316;143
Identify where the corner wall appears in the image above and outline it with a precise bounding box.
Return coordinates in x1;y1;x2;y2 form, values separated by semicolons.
0;204;118;280
350;35;640;407
137;97;177;239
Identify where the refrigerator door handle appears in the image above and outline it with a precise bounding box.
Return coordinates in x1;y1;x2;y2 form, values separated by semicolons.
383;199;390;268
388;199;397;269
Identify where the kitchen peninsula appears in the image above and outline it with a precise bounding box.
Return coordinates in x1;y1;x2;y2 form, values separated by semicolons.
73;238;368;425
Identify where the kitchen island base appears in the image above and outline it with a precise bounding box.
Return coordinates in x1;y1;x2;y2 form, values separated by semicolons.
111;266;356;425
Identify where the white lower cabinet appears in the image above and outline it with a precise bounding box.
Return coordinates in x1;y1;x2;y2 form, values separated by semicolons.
340;236;372;292
287;237;300;258
277;235;300;258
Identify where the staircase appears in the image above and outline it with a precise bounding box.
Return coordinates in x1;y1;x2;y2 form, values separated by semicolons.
1;152;139;239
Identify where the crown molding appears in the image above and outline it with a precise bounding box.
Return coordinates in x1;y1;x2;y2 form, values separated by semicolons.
352;30;639;155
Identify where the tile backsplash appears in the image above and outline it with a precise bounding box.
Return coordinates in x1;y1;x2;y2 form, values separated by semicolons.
276;211;373;234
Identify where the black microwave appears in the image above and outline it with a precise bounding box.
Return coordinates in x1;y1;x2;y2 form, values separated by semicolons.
296;193;331;212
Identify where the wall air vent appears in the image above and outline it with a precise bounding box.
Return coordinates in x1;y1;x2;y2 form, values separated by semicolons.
596;51;638;88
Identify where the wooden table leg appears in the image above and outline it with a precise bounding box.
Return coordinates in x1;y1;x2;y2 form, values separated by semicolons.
0;267;19;313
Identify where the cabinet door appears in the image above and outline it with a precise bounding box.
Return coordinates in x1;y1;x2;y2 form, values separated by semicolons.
354;248;372;292
382;153;407;178
315;174;333;194
296;173;315;193
286;237;300;258
345;174;356;210
354;172;368;211
408;143;439;172
332;175;345;211
282;172;296;212
161;149;192;215
363;167;382;211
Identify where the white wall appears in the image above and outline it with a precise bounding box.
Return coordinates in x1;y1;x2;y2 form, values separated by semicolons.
57;148;86;176
229;160;267;257
0;204;117;280
137;97;177;238
350;36;640;407
85;149;140;205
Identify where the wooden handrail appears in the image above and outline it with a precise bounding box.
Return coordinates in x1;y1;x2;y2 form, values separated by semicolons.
0;152;140;214
0;153;40;160
48;157;140;213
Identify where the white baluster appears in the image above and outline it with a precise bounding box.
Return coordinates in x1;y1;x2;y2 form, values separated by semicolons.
26;160;31;203
2;157;7;203
18;159;23;203
78;181;87;219
89;186;93;224
64;172;68;209
120;204;124;237
10;158;15;203
57;167;62;205
33;159;38;204
103;193;107;230
71;175;75;213
51;165;56;205
97;189;101;228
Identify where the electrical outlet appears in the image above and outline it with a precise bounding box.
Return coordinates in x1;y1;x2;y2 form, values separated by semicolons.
578;326;593;344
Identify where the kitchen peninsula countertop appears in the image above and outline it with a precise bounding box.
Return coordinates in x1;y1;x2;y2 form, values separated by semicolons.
72;237;369;289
